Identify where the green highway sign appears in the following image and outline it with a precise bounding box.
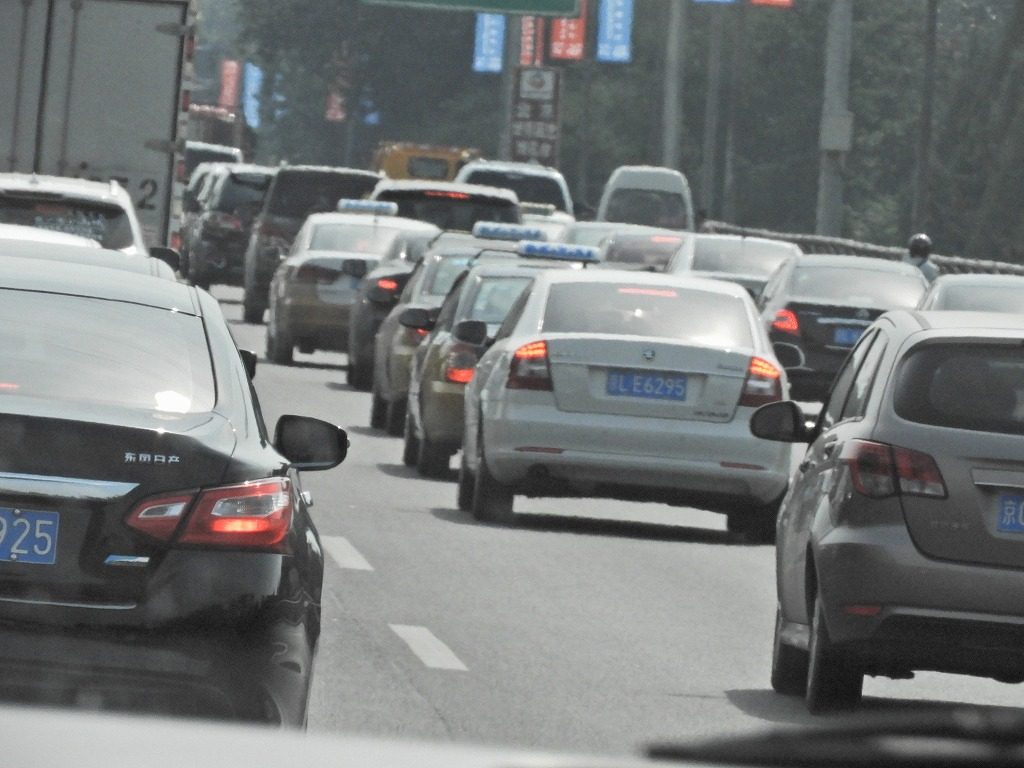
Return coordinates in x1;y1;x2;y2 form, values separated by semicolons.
360;0;579;15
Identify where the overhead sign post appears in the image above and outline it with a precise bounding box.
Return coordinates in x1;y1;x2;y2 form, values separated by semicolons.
596;0;632;63
362;0;578;15
472;13;506;73
509;66;560;165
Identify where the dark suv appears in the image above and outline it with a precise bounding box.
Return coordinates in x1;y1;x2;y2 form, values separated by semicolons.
182;165;275;290
242;166;381;323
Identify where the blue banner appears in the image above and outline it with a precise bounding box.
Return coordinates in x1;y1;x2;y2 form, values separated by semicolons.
596;0;632;63
243;62;263;128
473;14;506;73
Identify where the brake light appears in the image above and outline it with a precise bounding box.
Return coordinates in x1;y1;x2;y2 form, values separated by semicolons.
507;340;552;391
839;440;947;499
444;345;478;384
179;478;293;549
425;191;470;200
618;287;678;297
126;494;194;542
650;236;682;244
403;326;429;346
377;278;399;292
772;308;800;335
739;356;782;407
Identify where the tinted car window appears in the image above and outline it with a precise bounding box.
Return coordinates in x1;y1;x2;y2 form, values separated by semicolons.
894;343;1024;434
822;332;875;428
465;276;533;324
213;172;271;214
841;336;888;420
693;240;794;276
929;284;1024;312
407;157;450;180
0;195;132;249
268;172;378;218
542;283;752;346
605;189;689;229
0;291;214;413
374;190;519;231
604;234;686;270
463;171;565;210
309;224;399;253
790;266;924;307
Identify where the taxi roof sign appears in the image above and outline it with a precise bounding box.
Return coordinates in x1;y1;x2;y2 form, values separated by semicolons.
516;241;599;262
471;222;548;242
337;199;399;216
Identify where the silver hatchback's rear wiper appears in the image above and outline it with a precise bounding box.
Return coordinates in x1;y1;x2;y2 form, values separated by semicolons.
647;709;1024;767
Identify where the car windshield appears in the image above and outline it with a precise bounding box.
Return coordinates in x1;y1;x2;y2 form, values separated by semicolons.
462;170;566;210
268;172;379;218
791;265;925;307
692;239;795;277
0;291;214;413
605;189;689;229
0;194;133;249
374;190;519;231
542;283;752;347
309;223;400;253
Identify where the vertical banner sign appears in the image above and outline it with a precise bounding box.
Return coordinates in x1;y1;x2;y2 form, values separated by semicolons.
473;13;506;73
219;59;242;108
533;18;546;65
243;62;263;128
550;0;587;61
596;0;632;63
510;67;560;164
520;17;538;66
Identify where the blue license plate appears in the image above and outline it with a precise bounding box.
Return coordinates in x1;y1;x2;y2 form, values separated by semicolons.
607;371;687;401
998;495;1024;533
833;327;863;346
0;508;59;564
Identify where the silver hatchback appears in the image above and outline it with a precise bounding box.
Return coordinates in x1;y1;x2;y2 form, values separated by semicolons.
752;310;1024;713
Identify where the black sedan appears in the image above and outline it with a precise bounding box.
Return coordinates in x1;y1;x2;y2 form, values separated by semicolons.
758;255;927;401
0;257;348;726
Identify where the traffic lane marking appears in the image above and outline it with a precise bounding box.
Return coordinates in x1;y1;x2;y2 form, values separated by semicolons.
323;535;374;571
389;624;469;671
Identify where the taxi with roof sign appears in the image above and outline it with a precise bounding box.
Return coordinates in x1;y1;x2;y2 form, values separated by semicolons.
459;268;791;542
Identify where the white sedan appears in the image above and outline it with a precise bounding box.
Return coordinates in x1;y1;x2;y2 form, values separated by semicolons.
458;267;792;541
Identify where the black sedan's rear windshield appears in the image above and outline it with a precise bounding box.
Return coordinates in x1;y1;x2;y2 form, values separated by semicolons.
374;190;519;232
542;283;753;347
463;171;566;210
0;291;214;413
790;266;925;308
268;172;379;218
213;173;272;214
895;343;1024;435
0;194;133;249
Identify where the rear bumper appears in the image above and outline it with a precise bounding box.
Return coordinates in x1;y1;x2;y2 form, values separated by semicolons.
276;296;352;351
191;235;247;282
816;522;1024;679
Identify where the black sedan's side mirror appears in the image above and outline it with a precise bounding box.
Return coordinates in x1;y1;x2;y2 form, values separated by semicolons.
149;246;180;272
399;307;435;331
274;416;349;470
239;349;257;380
750;401;812;443
452;319;488;346
772;342;803;370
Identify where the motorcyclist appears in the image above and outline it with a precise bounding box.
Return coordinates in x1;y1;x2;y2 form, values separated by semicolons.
903;232;940;282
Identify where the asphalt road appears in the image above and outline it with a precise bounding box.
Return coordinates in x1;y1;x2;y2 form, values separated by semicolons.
217;287;1024;755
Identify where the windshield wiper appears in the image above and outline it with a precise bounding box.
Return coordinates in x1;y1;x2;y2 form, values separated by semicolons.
647;709;1024;767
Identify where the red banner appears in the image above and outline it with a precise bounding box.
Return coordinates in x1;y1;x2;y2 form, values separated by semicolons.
750;0;793;6
521;17;537;66
549;0;586;61
218;59;241;109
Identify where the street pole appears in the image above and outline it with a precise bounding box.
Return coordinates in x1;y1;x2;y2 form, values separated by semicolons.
815;0;854;236
721;0;746;223
661;0;687;170
498;18;522;160
910;0;938;233
700;3;725;218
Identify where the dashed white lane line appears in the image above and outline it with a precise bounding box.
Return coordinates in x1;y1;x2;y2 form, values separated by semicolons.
322;535;374;571
389;624;468;671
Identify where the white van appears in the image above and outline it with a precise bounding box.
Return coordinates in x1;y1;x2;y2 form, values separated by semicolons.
596;165;695;231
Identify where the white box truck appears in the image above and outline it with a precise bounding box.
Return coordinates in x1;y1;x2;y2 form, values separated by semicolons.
0;0;195;247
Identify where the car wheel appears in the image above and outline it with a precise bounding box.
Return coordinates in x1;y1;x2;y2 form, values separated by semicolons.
416;434;449;478
402;411;419;467
726;498;780;545
771;605;809;695
370;390;387;430
266;323;294;365
805;593;863;714
472;442;514;525
347;356;373;391
385;398;406;437
457;452;475;512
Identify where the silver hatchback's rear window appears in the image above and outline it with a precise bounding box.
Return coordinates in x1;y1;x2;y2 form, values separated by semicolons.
894;343;1024;434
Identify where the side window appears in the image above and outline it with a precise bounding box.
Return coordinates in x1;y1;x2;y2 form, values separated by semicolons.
494;288;531;342
821;331;877;429
433;277;464;332
840;334;888;421
401;265;425;303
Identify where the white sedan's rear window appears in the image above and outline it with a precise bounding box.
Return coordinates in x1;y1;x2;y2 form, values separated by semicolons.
542;283;753;347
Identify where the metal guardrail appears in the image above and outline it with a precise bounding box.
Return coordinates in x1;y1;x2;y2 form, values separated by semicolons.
701;220;1024;277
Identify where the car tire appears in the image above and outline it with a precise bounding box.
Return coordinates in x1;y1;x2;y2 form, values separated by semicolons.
347;356;373;391
402;412;419;467
370;390;387;430
416;435;449;478
805;594;863;714
726;497;780;545
771;605;809;695
385;398;406;437
472;445;514;525
457;452;475;512
266;323;294;365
